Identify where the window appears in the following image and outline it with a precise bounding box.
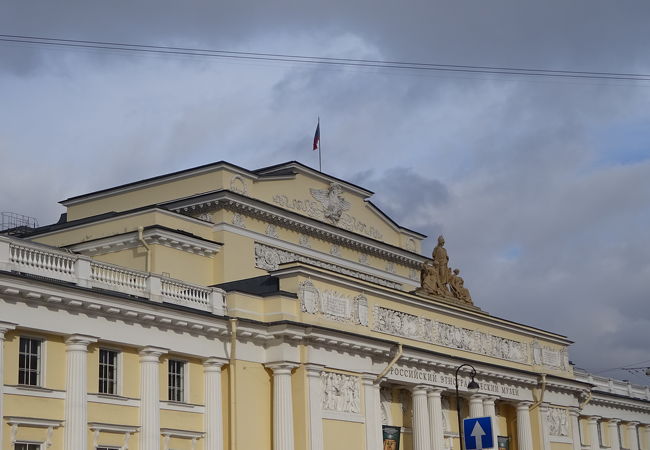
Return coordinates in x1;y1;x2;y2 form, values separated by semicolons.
96;447;120;450
99;349;119;395
18;337;41;386
15;443;41;450
168;359;186;402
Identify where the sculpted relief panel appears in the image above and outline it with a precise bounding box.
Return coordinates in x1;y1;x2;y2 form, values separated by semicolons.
298;280;368;327
254;243;402;289
321;372;361;414
272;183;384;240
531;341;570;371
373;305;530;364
546;407;569;437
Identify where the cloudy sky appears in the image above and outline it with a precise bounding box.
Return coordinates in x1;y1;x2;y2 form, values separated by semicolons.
1;1;649;385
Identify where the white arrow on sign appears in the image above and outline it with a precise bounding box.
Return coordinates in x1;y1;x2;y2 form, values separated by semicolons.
471;421;486;450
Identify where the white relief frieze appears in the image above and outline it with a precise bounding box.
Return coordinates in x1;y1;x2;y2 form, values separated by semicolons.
298;234;311;248
254;243;402;289
358;253;368;265
297;280;369;327
229;175;248;195
265;224;279;238
373;306;530;364
272;185;383;240
232;213;246;228
330;244;341;257
546;407;569;437
531;341;570;371
321;372;361;414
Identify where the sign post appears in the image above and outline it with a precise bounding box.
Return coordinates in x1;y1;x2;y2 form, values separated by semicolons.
463;417;494;450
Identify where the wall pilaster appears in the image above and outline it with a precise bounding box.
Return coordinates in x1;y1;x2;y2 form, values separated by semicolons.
306;364;325;450
568;408;582;450
361;374;382;450
539;403;552;450
139;346;168;450
0;322;16;449
203;357;227;450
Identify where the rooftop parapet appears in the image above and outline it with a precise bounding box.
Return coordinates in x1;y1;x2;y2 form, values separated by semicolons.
574;368;650;401
0;235;226;315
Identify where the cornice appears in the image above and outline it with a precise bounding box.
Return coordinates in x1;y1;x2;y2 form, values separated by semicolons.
68;227;221;257
166;190;427;267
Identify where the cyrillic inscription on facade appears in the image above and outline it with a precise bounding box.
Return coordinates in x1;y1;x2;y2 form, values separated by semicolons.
373;305;529;364
387;366;525;400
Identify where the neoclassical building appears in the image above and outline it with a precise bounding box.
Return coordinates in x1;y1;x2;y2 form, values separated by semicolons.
0;160;648;450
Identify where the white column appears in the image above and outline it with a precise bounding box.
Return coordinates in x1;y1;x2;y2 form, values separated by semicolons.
427;388;445;450
538;403;551;450
306;364;324;450
627;422;640;450
362;375;382;450
516;402;534;450
266;362;298;450
608;420;621;450
0;322;16;449
139;346;167;450
412;385;431;450
204;357;227;450
64;334;97;450
568;408;582;450
483;396;499;450
587;416;601;450
469;394;484;417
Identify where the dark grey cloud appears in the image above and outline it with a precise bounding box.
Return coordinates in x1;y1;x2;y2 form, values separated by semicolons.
2;0;650;385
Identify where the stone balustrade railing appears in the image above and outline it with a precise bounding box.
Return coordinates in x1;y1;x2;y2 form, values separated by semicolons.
574;369;650;401
0;235;226;315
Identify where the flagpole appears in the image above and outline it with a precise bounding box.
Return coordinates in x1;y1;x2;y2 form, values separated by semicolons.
318;117;322;172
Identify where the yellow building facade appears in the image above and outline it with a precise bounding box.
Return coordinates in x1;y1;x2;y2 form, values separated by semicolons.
0;160;648;450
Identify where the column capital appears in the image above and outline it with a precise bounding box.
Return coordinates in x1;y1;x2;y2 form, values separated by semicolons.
626;421;640;427
361;373;379;385
483;395;499;402
607;419;621;425
517;401;533;410
0;321;16;338
305;364;325;377
412;385;429;395
427;387;444;396
567;407;581;417
139;346;168;362
65;334;97;349
586;416;602;424
203;357;228;371
265;361;299;374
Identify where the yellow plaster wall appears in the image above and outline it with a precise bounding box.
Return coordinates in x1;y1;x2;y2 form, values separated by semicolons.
160;410;203;431
150;244;215;285
87;402;139;426
65;170;226;220
4;394;63;419
93;247;148;272
530;407;542;450
217;228;259;282
292;365;308;450
551;443;573;450
234;361;272;450
322;420;365;450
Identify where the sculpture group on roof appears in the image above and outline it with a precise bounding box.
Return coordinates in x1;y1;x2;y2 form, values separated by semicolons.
418;235;473;305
